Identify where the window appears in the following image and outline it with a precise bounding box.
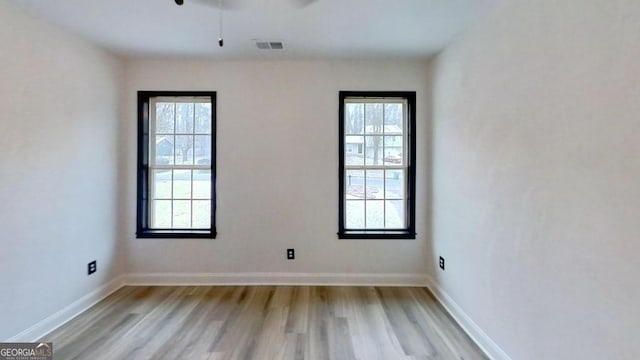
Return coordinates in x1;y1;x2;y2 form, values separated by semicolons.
137;91;216;238
338;91;416;239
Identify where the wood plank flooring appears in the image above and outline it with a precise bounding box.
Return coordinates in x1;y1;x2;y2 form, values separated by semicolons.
42;286;487;360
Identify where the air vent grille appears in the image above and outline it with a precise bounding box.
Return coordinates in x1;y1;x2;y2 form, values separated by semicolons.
256;42;270;49
255;40;284;50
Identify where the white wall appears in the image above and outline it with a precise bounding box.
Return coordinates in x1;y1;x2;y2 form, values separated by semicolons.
121;60;432;279
0;1;123;341
431;0;640;359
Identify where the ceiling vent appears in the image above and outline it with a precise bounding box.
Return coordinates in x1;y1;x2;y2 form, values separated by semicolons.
255;41;284;50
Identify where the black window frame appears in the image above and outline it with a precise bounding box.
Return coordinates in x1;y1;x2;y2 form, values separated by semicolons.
338;91;416;240
136;91;217;239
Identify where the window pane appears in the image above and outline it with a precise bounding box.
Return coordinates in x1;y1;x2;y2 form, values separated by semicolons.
345;103;364;134
155;136;174;165
174;135;194;165
385;170;404;199
152;170;172;199
365;136;383;165
152;200;171;228
384;103;403;134
338;93;414;238
194;135;211;165
193;170;211;199
155;103;174;134
173;200;191;228
365;170;383;199
140;93;216;237
175;103;194;134
192;200;211;228
345;136;364;166
383;136;403;165
173;170;192;199
195;103;212;134
385;200;405;229
346;200;365;229
365;103;384;134
346;170;365;199
365;200;384;228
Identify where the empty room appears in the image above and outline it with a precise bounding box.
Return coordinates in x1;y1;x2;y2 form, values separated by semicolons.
1;0;638;359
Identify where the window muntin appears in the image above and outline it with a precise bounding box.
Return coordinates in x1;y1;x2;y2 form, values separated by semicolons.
137;92;216;238
339;92;416;239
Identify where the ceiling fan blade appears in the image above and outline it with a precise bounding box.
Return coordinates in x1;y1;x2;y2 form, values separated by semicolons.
290;0;318;8
179;0;314;10
189;0;246;11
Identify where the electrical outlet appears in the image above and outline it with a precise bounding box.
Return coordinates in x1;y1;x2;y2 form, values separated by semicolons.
287;249;295;260
88;260;97;275
439;256;445;271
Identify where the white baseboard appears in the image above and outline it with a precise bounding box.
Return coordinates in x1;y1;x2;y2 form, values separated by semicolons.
425;276;511;360
124;272;429;287
6;276;125;342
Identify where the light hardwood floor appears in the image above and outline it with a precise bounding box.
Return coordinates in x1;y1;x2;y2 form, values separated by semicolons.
42;286;487;360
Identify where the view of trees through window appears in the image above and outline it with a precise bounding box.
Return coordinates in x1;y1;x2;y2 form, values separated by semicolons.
150;99;212;229
344;99;407;229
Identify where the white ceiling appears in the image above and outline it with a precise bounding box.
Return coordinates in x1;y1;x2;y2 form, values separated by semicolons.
9;0;496;60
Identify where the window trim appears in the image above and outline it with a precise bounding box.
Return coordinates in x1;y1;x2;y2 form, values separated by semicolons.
136;91;217;239
338;91;416;240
